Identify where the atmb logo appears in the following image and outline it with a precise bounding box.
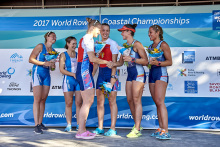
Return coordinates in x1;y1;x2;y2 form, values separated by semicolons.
182;51;195;63
184;81;198;94
10;53;23;63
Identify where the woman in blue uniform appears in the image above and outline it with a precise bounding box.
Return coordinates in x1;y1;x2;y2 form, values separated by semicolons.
29;31;57;134
59;36;82;132
113;24;148;138
148;25;172;140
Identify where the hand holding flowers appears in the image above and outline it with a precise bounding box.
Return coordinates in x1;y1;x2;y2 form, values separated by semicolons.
44;50;59;71
118;43;133;66
145;47;163;69
99;82;112;98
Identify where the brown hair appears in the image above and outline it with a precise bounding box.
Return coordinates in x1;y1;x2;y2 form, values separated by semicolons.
44;31;55;43
64;36;77;49
150;25;164;40
102;23;110;29
86;18;101;29
124;24;137;36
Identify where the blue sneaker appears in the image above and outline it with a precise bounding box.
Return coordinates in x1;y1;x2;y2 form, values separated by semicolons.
92;128;104;134
158;132;171;140
64;124;72;132
151;128;161;137
76;124;79;131
104;129;117;136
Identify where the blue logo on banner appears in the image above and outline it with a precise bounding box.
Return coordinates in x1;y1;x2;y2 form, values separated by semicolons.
184;81;198;93
213;10;220;30
167;83;173;91
10;53;23;63
182;51;195;63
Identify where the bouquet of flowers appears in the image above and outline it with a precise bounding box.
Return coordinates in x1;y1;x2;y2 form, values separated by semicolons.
118;43;133;66
145;47;163;69
44;50;59;71
98;82;112;98
94;41;106;57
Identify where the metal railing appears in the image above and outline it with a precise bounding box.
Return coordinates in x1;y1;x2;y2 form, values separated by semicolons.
0;0;220;9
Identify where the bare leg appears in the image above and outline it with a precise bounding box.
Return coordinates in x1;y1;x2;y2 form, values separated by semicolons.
132;81;144;130
64;91;74;125
33;86;43;126
75;91;82;125
154;81;168;132
39;85;50;124
126;81;135;123
96;89;105;129
77;88;95;134
108;91;118;130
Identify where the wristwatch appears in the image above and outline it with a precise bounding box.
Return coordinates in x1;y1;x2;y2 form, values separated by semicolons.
157;61;161;66
111;75;117;79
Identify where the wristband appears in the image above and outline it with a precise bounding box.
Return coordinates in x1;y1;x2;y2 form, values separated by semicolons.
157;61;161;66
131;57;136;63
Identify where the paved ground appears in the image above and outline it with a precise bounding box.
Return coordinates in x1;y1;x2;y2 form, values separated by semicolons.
0;127;220;147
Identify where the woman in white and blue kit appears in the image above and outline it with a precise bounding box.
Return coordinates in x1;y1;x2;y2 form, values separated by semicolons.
148;25;172;140
59;36;82;132
114;24;148;138
29;31;57;134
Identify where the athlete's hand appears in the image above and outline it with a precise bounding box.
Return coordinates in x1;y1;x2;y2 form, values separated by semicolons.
43;61;53;67
107;61;113;69
149;58;159;65
123;56;132;62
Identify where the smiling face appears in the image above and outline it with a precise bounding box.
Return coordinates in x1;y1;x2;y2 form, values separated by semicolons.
101;25;110;41
148;27;159;41
67;39;77;51
46;33;56;44
121;30;131;40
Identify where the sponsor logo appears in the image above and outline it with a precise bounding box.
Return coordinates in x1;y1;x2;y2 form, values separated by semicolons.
167;83;173;91
182;51;195;63
27;69;32;76
52;86;62;89
184;81;198;93
213;10;220;30
209;83;220;92
0;113;14;118
0;67;15;79
218;69;220;76
178;68;204;77
206;56;220;60
116;69;120;76
10;53;23;63
7;82;21;91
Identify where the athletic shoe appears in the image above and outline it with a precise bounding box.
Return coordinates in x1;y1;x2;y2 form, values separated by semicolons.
40;123;48;130
104;129;117;136
132;124;143;131
76;124;79;131
126;128;142;138
151;128;161;137
64;124;72;132
158;132;171;140
75;131;96;139
34;124;43;134
92;128;104;134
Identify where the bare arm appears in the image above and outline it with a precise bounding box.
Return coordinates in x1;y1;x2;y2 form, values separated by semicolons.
59;53;76;78
110;54;118;86
150;42;172;66
87;51;108;65
113;55;124;67
123;41;148;66
29;44;52;67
